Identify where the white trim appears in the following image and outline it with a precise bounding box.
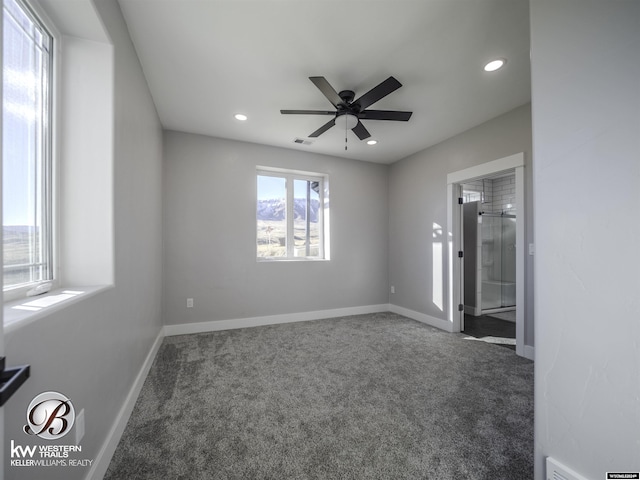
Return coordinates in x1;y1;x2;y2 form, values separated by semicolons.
164;304;391;336
523;345;535;361
447;182;460;328
87;301;527;480
514;165;526;357
4;285;111;333
389;304;455;333
464;305;481;316
84;301;524;480
3;0;56;300
481;307;516;320
87;329;164;480
1;6;4;475
446;152;525;185
256;165;328;179
256;167;329;261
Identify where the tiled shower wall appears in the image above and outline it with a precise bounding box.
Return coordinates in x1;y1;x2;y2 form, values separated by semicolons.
461;173;516;214
490;175;516;214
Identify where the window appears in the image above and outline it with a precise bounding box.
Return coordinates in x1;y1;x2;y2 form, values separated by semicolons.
257;168;328;260
3;0;54;294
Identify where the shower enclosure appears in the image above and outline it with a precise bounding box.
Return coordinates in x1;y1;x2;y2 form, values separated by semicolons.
480;213;516;311
463;200;517;316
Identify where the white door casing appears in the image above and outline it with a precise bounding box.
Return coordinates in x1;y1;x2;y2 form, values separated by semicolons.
446;153;526;357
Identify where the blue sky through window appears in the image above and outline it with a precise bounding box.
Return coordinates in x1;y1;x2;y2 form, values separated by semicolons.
3;0;51;227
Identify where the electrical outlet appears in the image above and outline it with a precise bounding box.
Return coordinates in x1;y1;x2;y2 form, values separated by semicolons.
187;298;194;308
390;286;396;294
75;409;85;445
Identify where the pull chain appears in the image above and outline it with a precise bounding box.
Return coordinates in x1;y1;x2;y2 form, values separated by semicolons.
345;119;348;151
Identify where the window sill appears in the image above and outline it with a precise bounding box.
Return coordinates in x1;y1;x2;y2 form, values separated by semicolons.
4;285;112;335
256;257;330;263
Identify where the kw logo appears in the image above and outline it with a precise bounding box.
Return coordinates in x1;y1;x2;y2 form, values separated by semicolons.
10;441;37;458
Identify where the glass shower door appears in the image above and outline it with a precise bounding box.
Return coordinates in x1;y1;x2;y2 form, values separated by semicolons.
481;215;501;310
480;214;516;310
500;217;516;308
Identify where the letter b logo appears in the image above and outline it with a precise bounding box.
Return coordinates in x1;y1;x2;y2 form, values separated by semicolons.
23;391;75;440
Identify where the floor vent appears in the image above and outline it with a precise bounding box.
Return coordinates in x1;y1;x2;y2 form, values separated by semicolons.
293;138;313;146
547;457;588;480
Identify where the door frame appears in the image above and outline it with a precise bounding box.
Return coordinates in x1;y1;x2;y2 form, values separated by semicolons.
446;152;526;357
1;5;5;472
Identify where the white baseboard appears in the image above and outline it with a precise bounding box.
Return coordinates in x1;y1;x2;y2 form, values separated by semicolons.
463;305;478;316
388;304;454;333
85;303;467;480
523;344;535;361
88;304;392;479
163;304;391;336
87;329;164;480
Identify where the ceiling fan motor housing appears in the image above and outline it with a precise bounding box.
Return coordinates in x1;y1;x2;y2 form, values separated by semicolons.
338;90;356;106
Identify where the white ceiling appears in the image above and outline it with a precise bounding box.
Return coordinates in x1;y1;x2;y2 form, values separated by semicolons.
117;0;531;164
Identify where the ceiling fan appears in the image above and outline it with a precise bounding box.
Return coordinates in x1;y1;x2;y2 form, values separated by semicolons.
280;76;412;141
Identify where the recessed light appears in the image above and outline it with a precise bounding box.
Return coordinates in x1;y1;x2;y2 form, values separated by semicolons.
484;58;506;72
367;140;378;145
234;113;248;121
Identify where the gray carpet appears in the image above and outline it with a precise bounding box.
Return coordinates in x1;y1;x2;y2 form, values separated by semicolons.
105;312;533;479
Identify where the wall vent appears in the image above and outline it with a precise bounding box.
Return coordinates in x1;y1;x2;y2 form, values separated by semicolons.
293;138;313;146
546;457;588;480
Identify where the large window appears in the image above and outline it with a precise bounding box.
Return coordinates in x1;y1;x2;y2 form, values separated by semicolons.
3;0;54;293
257;168;328;260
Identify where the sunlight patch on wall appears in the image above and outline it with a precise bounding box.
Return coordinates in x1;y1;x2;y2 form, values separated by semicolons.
432;223;444;311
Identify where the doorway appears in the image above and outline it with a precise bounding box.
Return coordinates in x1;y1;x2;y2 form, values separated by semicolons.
446;153;526;357
462;172;517;316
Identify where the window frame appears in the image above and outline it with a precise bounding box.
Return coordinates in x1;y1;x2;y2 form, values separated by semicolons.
2;0;57;301
256;167;329;262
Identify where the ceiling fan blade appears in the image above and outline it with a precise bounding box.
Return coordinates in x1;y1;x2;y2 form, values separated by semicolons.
360;110;413;121
354;76;402;110
309;76;343;108
280;110;335;115
351;121;371;140
309;118;336;137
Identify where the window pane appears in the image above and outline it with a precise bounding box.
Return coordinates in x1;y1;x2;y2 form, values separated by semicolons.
293;179;320;258
257;175;286;258
3;0;52;289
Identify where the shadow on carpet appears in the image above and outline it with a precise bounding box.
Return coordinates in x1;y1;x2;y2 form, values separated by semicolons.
105;312;533;480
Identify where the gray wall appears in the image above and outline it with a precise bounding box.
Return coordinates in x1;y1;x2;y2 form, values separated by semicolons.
162;131;389;326
3;1;163;479
531;1;640;478
388;103;534;346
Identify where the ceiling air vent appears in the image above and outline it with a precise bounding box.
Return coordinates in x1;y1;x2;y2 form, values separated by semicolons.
293;138;313;146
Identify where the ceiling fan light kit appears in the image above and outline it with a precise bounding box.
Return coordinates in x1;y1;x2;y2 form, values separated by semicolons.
281;76;412;147
335;113;359;130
